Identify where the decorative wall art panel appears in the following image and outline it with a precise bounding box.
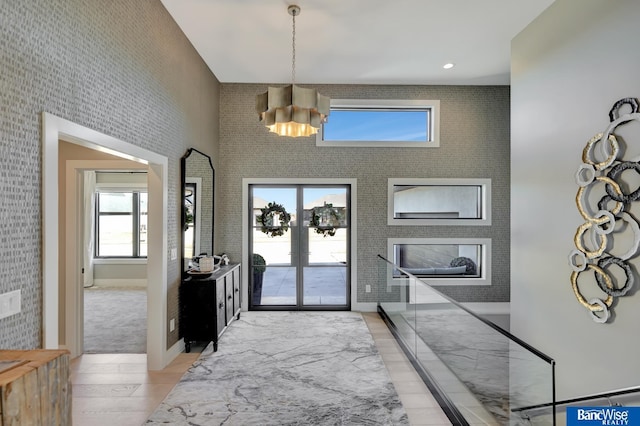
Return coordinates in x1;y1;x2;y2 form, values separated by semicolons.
570;98;640;323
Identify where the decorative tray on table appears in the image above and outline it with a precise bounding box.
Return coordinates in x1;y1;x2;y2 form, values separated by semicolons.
186;265;220;279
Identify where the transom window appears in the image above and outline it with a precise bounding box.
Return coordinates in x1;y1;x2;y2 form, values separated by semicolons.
95;191;148;258
316;99;440;148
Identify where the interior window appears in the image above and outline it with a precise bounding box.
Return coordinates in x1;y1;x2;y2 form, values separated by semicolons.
393;243;481;278
387;238;491;285
388;178;491;226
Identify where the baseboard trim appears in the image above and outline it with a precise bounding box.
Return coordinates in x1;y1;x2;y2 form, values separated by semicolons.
351;302;377;312
154;339;186;371
91;279;147;288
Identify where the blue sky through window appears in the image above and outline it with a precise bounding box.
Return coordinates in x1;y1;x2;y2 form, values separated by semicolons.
323;110;428;142
253;188;297;212
253;187;347;214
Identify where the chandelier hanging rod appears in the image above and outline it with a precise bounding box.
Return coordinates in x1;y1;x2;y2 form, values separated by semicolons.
255;4;331;138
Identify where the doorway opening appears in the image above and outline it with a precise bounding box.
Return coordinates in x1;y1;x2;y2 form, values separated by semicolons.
42;112;169;370
248;184;351;310
82;170;149;354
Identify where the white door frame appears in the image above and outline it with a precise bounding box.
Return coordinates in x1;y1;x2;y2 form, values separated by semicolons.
42;112;169;370
242;178;363;311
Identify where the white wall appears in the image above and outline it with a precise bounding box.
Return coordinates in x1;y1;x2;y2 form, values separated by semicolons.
511;0;640;399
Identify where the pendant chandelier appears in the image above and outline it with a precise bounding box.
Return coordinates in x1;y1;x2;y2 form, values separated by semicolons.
255;5;330;137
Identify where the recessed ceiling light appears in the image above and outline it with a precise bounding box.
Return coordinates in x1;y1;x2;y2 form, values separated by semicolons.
443;63;455;69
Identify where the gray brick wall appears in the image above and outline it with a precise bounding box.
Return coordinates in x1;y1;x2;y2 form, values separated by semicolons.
218;84;510;303
0;0;220;349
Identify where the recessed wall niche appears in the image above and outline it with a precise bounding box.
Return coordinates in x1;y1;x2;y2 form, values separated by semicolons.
387;238;492;287
388;178;491;226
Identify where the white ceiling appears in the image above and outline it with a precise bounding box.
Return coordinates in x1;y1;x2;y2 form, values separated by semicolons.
160;0;555;86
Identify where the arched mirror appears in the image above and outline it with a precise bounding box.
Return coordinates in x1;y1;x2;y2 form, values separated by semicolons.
181;148;214;274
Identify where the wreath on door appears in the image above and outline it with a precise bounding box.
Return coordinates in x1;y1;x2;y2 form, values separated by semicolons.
257;202;291;237
311;203;343;237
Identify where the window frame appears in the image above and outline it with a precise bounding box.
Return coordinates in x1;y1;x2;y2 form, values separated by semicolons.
387;238;491;286
183;178;202;259
316;99;440;148
94;189;148;259
387;178;492;226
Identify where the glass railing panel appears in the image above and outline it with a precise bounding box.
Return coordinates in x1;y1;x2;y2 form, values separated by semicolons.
377;255;418;358
508;341;556;425
377;255;556;425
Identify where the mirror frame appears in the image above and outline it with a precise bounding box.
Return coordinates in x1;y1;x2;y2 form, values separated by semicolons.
181;148;215;276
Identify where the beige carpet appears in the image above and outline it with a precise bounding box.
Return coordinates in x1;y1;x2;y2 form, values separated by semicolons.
83;287;146;353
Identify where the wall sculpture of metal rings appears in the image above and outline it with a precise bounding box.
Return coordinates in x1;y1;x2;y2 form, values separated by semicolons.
570;265;614;311
570;97;640;323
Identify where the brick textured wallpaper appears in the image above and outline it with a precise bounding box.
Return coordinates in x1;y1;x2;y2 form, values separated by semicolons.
0;0;220;349
218;84;510;303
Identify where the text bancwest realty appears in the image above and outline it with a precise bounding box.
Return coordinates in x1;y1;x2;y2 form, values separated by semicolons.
567;407;639;426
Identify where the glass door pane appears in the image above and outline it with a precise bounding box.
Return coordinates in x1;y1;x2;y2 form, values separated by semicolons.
302;187;349;306
251;187;297;306
250;185;350;309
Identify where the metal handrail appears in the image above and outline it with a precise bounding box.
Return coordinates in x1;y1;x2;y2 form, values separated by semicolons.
377;254;555;364
512;386;640;413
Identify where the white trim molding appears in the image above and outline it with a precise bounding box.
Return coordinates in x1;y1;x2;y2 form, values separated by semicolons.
42;112;170;370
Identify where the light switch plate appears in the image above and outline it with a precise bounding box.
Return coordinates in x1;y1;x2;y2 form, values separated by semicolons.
0;290;21;320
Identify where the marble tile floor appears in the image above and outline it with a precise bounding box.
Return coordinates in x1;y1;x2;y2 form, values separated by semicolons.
71;313;451;426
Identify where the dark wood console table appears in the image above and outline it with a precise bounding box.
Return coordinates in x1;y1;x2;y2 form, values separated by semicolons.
180;263;241;353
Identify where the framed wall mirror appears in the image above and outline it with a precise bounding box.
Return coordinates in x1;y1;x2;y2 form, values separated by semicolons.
181;148;214;274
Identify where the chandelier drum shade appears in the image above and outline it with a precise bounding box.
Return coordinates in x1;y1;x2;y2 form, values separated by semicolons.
256;85;330;137
255;5;330;137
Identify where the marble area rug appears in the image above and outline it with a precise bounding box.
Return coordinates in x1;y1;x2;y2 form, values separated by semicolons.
146;311;408;425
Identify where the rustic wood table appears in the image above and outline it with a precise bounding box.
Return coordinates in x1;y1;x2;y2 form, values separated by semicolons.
0;349;71;425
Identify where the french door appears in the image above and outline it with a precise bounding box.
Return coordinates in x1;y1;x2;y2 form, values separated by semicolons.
249;184;350;310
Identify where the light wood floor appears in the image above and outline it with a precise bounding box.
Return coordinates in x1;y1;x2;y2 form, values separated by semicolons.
70;313;451;426
363;313;452;426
